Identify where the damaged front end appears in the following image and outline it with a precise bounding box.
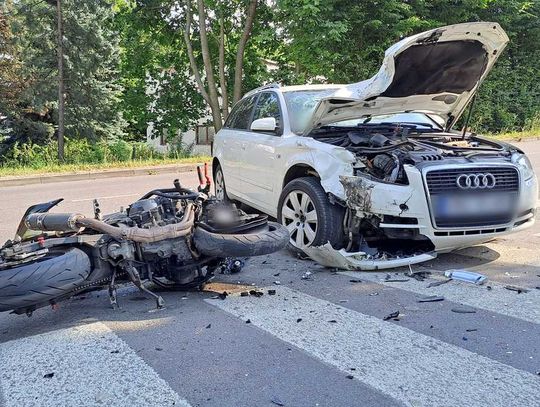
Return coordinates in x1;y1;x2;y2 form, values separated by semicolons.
303;122;537;270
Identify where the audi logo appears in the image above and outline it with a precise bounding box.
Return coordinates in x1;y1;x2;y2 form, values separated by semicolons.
456;173;497;189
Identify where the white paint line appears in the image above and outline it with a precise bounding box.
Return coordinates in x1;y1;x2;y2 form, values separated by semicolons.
340;271;540;324
208;287;540;407
71;193;139;203
0;322;190;407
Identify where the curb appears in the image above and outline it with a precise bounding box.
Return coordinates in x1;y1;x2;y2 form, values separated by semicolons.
0;163;205;188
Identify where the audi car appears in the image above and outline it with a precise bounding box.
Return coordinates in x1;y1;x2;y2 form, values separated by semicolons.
212;22;538;270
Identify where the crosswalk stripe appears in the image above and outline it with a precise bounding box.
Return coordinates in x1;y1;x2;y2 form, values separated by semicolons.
340;271;540;324
0;322;190;407
208;287;540;407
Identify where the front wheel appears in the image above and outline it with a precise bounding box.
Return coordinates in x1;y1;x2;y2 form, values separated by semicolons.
193;222;289;257
213;164;229;202
278;177;344;251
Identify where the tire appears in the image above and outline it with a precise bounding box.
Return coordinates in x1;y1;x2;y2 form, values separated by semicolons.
277;177;344;252
0;248;91;313
213;163;229;202
193;222;290;257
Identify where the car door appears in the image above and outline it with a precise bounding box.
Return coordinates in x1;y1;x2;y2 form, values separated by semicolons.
235;91;284;211
217;95;258;196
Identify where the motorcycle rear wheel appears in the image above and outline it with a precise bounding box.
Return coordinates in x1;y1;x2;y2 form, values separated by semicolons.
0;248;91;314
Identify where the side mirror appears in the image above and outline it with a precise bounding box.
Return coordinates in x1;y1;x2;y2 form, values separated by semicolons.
250;117;277;133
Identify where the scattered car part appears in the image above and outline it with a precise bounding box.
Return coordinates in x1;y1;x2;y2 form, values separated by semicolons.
451;307;477;314
444;270;487;285
504;285;529;294
417;295;445;303
383;310;400;321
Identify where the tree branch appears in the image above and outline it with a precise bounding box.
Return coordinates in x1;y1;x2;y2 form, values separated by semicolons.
233;0;257;104
218;13;229;119
196;0;222;130
182;0;210;106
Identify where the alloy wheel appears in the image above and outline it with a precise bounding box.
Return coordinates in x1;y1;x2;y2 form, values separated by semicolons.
281;190;318;248
215;169;225;201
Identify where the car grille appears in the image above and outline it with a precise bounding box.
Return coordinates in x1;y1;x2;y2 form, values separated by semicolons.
425;166;519;228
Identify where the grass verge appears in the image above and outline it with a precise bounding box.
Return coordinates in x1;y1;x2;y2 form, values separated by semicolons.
0;156;212;178
485;130;540;142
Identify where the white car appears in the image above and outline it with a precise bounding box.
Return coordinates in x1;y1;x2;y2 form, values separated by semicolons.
212;22;538;270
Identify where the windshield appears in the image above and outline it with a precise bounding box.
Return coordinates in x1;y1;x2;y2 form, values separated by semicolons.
283;89;341;134
284;90;446;134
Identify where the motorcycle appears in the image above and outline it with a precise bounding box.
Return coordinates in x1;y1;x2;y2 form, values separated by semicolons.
0;167;289;316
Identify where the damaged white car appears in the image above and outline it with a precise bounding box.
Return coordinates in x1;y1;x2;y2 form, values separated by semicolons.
212;22;538;270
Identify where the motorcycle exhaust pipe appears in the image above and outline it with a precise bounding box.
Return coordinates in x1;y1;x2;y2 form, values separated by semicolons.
26;213;83;232
25;204;195;244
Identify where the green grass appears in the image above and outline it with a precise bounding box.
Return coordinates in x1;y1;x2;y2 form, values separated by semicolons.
0;156;212;178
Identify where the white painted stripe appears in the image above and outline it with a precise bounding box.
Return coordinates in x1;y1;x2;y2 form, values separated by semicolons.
208;287;540;407
0;322;190;407
340;271;540;324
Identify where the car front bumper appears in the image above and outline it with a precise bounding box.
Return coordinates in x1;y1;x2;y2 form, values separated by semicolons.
306;162;537;270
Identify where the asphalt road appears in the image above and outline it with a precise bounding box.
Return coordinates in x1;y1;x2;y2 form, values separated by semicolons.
1;144;540;407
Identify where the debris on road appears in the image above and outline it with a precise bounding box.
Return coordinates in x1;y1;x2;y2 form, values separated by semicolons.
240;291;249;297
296;318;302;323
249;290;264;297
219;258;245;274
43;373;54;379
383;311;400;321
268;289;276;295
444;270;487;285
349;279;362;283
427;279;451;288
384;274;410;282
504;285;530;294
301;271;313;280
328;320;338;323
206;324;211;329
346;374;354;380
273;281;281;285
466;328;478;332
417;295;445;303
218;292;228;300
451;307;477;314
271;397;285;406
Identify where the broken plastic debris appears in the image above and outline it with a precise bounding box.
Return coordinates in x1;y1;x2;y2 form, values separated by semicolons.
218;291;228;300
43;373;54;379
249;290;263;297
504;285;529;294
301;271;313;280
451;307;476;314
271;397;285;406
383;311;400;321
219;258;245;274
268;289;276;295
417;295;445;303
427;279;451;288
240;291;249;297
444;270;487;285
349;279;362;283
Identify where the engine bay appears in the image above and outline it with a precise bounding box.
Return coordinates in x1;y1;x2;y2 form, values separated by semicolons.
310;122;514;184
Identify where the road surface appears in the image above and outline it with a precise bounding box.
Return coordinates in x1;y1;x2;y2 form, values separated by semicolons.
0;144;539;407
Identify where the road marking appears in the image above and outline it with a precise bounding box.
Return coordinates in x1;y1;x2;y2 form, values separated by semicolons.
208;287;540;407
71;193;139;203
0;322;190;407
341;271;540;324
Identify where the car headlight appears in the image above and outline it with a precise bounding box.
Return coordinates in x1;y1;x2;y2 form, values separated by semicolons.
512;153;535;181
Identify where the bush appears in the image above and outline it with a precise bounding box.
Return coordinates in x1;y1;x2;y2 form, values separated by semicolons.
0;137;179;169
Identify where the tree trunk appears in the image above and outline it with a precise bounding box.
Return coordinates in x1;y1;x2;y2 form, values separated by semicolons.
56;0;65;161
183;0;211;107
196;0;223;132
232;0;257;104
218;14;229;120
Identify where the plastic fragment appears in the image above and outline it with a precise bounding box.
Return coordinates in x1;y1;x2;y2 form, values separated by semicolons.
505;285;529;294
383;311;400;321
218;291;228;300
427;279;451;288
444;270;487;285
271;397;285;406
451;307;476;314
43;373;54;379
268;289;276;295
249;290;264;297
417;295;445;303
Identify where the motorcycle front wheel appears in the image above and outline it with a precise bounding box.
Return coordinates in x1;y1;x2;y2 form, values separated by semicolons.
192;221;290;258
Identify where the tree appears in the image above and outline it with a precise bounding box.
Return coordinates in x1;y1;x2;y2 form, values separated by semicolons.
8;0;126;148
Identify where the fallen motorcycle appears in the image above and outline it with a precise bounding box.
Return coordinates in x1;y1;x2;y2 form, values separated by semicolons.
0;172;289;316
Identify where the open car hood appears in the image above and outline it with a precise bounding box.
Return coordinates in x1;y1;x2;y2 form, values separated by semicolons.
304;22;509;135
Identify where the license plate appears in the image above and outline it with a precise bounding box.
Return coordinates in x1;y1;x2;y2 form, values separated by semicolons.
432;193;515;218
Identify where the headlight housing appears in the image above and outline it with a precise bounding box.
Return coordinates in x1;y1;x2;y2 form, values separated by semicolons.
512;153;535;181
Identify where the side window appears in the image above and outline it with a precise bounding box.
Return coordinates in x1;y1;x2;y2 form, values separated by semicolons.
252;92;281;127
225;95;257;130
